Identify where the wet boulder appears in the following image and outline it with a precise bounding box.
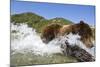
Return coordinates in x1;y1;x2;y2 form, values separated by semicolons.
61;41;95;62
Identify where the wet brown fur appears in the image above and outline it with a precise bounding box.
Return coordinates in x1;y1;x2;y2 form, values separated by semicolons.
41;21;94;48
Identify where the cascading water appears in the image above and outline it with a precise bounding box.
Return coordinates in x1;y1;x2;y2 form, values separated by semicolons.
11;23;95;56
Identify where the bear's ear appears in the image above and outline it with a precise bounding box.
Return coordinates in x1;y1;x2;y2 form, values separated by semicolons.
80;20;85;24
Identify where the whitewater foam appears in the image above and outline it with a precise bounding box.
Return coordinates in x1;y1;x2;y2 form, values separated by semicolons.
11;23;95;56
61;33;95;56
11;23;62;55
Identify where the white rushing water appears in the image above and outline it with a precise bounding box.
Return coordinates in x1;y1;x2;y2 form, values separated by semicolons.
11;23;95;56
11;23;63;55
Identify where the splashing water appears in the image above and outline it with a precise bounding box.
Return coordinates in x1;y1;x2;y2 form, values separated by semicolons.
60;33;95;56
11;23;95;56
11;23;63;55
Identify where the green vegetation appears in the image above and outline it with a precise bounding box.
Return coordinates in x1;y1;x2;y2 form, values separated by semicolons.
49;17;73;25
11;12;73;33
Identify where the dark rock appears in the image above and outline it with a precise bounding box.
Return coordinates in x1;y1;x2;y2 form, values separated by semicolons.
61;41;95;62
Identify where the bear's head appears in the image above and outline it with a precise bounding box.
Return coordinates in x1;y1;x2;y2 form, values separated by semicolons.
75;21;94;48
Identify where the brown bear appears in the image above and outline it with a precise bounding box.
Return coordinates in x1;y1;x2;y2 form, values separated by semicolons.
41;21;94;48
